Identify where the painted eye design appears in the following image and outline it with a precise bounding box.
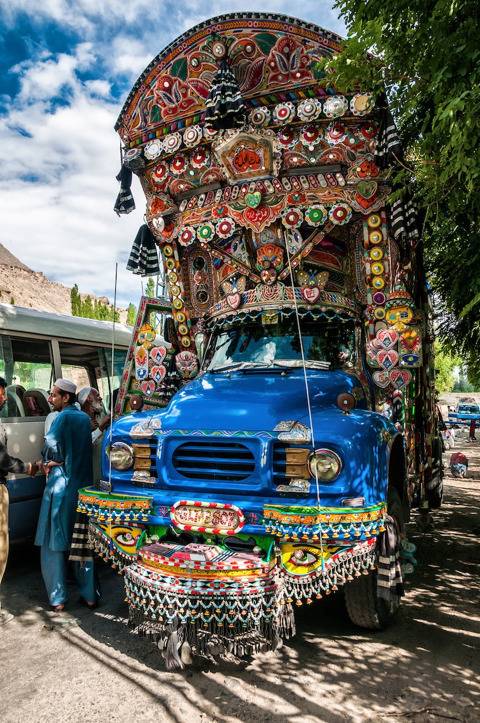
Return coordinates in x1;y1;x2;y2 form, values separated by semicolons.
112;530;137;549
289;548;319;568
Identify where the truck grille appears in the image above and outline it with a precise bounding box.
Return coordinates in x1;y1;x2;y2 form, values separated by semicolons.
172;440;256;482
272;444;288;486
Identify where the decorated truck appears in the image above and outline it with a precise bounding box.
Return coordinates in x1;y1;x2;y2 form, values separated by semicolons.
78;13;442;667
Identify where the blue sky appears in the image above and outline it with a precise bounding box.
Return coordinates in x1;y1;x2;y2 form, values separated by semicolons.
0;1;345;307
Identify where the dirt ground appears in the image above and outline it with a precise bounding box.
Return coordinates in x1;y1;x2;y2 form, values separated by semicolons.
1;441;479;723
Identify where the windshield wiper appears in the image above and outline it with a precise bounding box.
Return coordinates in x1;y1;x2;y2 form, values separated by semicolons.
208;361;289;374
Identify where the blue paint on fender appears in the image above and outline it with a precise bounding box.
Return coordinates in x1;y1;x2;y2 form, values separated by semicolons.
104;369;396;532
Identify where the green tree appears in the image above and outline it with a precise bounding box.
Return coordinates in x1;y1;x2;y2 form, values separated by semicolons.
145;277;156;298
126;303;137;326
434;341;460;393
70;284;81;316
82;295;94;319
320;0;480;378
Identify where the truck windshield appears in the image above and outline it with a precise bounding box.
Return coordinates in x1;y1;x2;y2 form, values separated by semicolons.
206;317;356;372
458;405;480;414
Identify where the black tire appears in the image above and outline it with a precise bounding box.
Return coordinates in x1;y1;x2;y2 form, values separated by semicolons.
344;488;404;630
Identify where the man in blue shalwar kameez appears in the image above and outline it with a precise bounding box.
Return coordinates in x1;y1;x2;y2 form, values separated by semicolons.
35;379;97;611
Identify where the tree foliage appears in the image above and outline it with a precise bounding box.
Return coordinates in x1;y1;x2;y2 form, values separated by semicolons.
322;0;480;377
434;340;459;393
70;285;119;322
126;302;137;326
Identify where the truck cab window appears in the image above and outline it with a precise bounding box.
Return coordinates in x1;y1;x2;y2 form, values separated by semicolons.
206;317;356;372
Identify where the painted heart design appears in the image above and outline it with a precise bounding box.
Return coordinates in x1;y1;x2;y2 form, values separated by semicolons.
150;346;167;363
377;349;399;370
301;286;320;304
376;328;399;350
356;180;378;199
226;292;241;309
373;370;391;388
370;337;383;350
150;365;167;384
245;191;262;208
140;380;156;396
389;369;412;389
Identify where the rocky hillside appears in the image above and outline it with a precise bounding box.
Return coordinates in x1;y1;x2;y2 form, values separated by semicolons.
0;243;126;319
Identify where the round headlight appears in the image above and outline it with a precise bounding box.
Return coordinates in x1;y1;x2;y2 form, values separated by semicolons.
109;442;134;471
308;449;342;481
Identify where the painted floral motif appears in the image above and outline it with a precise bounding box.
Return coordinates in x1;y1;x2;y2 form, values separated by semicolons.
297;99;322;122
144;139;163;160
329;203;352;225
151;161;169;188
267;36;311;85
163;132;182;154
216;217;236;239
190;147;210;169
323;95;349;119
277;127;296;148
196;222;215;242
350;94;374;116
170;154;187;175
326;122;347;145
178;226;196;247
183;125;203;147
300;125;323;149
272;101;295;124
153;74;198;120
305;204;328;227
249;107;271;127
282;208;304;229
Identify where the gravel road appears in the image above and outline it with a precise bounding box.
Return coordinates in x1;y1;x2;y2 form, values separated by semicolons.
1;447;479;723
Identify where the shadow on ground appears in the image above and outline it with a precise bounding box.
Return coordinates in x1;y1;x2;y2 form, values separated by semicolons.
1;467;479;722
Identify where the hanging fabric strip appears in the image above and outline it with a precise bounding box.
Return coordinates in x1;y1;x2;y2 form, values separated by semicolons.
389;196;420;248
374;103;403;169
205;59;246;130
376;514;404;603
114;164;135;215
126;224;160;276
68;511;94;563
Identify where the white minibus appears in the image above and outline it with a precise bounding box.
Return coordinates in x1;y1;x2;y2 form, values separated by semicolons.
0;303;131;541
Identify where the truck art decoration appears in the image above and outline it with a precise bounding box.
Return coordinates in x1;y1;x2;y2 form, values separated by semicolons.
78;13;443;668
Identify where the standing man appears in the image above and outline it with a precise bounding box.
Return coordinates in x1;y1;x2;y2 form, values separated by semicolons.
35;379;97;611
0;377;37;624
77;387;111;485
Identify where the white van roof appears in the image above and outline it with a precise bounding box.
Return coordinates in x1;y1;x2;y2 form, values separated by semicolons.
0;303;132;347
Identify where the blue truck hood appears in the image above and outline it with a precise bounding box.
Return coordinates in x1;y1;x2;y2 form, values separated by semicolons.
152;368;366;432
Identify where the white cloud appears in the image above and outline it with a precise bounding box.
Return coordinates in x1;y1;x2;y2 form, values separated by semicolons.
0;2;345;307
84;79;111;97
0;47;146;306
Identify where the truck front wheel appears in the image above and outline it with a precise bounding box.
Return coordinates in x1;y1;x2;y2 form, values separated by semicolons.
344;488;404;630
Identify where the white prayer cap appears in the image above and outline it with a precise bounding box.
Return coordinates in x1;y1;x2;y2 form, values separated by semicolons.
77;386;95;406
54;378;77;394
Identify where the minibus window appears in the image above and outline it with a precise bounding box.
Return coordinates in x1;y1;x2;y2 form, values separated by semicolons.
59;342;127;411
0;335;53;417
